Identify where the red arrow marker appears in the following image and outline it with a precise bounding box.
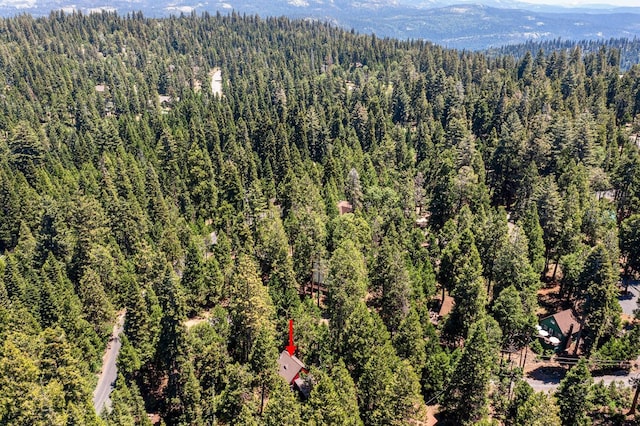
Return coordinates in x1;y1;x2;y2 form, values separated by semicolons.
286;319;296;356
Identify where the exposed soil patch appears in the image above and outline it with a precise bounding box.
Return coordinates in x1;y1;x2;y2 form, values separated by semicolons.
536;283;572;317
185;310;212;329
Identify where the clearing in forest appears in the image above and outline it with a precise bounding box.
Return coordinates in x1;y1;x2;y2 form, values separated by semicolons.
210;68;223;96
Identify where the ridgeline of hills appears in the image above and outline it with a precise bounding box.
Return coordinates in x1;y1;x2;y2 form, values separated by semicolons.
2;0;640;49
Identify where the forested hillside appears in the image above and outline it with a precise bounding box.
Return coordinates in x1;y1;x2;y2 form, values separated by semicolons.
487;37;640;71
1;11;640;425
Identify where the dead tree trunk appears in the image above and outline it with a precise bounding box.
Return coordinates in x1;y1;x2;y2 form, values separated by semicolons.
628;379;640;416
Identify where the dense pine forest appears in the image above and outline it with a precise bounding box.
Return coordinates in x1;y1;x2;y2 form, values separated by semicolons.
487;37;640;71
2;11;640;425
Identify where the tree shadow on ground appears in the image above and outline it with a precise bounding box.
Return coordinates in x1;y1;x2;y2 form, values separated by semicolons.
526;366;566;384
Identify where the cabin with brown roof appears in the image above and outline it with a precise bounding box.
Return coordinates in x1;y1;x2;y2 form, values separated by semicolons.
539;309;581;352
337;200;353;215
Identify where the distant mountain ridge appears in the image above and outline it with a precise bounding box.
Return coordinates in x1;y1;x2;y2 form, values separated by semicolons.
1;0;639;49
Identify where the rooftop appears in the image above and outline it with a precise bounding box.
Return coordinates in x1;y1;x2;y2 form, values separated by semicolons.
541;309;581;336
277;350;306;384
337;200;353;215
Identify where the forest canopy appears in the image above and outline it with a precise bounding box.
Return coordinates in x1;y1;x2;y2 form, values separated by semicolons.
1;10;640;425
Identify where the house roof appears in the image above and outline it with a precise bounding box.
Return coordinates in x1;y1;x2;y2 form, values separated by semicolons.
542;309;581;336
277;351;306;384
337;200;353;215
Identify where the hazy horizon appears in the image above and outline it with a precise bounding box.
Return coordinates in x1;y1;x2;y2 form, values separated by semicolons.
520;0;640;7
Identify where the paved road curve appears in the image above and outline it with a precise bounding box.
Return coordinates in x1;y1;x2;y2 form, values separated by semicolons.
93;310;126;415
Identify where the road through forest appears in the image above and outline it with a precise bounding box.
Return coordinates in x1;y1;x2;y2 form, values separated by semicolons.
93;310;126;415
526;368;637;392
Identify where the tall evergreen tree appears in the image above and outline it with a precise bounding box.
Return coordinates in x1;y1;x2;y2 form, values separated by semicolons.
555;359;593;426
443;318;498;425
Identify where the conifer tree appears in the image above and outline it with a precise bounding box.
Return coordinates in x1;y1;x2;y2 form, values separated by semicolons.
305;363;363;426
326;240;368;344
443;318;498;425
520;203;546;275
507;381;561;426
228;254;276;363
181;238;206;314
576;245;620;355
555;359;593;426
371;234;411;336
263;378;302;426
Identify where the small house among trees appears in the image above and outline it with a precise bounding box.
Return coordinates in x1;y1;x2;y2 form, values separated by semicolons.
539;309;581;352
277;351;307;386
276;320;310;397
337;200;353;215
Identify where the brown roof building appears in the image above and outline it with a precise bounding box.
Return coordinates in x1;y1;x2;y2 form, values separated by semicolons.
337;200;353;215
539;309;581;352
